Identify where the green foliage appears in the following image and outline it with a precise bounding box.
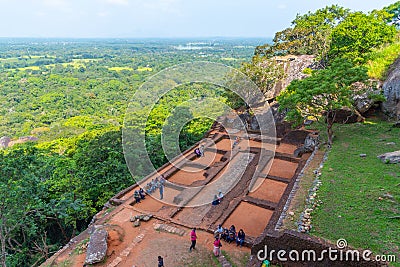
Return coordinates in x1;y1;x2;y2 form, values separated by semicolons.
329;11;397;63
365;40;400;79
277;58;368;145
256;5;349;61
239;55;285;94
302;67;313;75
0;38;257;266
383;1;400;26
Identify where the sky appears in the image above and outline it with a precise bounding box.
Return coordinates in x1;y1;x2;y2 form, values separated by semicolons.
0;0;396;38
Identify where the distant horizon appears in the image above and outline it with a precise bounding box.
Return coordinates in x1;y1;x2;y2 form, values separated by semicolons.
0;0;395;39
0;36;271;39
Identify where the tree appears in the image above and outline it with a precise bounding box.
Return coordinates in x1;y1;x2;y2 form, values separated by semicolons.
239;55;285;95
329;11;397;62
383;1;400;27
277;58;368;146
255;5;350;62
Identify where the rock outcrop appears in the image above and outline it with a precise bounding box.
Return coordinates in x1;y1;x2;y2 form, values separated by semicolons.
382;57;400;119
377;150;400;164
266;55;316;100
0;136;11;149
84;227;108;265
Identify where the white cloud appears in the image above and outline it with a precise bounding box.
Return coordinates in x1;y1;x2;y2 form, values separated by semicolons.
42;0;69;8
97;11;109;17
277;4;287;9
105;0;129;6
142;0;181;14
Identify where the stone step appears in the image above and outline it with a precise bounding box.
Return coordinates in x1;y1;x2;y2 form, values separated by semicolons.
154;223;186;236
217;254;233;267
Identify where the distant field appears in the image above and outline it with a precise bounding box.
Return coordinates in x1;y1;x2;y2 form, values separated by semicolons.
221;57;238;61
137;66;152;71
18;66;40;71
108;66;134;72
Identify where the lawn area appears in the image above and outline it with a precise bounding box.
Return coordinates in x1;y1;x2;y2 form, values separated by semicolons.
108;66;134;72
311;118;400;265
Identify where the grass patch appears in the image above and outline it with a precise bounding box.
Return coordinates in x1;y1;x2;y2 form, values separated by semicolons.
73;238;89;255
180;247;222;267
108;66;134;72
366;41;400;80
137;66;152;71
221;57;237;61
221;250;250;267
311;118;400;265
18;66;40;71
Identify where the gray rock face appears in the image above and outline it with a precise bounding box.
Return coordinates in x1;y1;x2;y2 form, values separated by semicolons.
377;150;400;164
0;136;11;149
382;57;400;119
353;89;381;114
84;228;108;265
267;55;316;100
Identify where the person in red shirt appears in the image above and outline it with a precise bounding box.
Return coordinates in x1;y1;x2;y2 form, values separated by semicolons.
213;237;222;257
189;228;197;252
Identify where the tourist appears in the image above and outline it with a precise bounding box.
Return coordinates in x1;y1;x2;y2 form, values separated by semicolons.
194;147;201;157
232;136;240;149
189;228;197;252
217;190;224;202
199;144;205;157
236;229;245;247
221;228;229;242
160;174;166;186
150;179;157;192
159;183;164;200
139;188;146;199
214;224;224;238
211;195;220;206
227;225;236;243
133;190;141;203
213;237;222;257
158;255;164;267
145;183;152;194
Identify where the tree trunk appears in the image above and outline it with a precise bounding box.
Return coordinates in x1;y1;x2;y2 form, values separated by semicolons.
326;110;335;147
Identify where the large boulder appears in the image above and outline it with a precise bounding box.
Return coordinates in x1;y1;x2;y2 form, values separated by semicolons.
0;136;11;149
377;150;400;164
267;55;316;100
84;228;108;265
382;57;400;119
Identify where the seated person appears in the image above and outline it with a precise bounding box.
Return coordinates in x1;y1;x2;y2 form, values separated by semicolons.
227;225;236;243
211;195;220;206
145;183;152;194
199;144;205;157
236;229;245;247
139;188;146;199
214;224;224;237
229;225;236;234
133;190;141;203
221;228;230;242
217;190;224;202
194;147;201;157
227;231;236;243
